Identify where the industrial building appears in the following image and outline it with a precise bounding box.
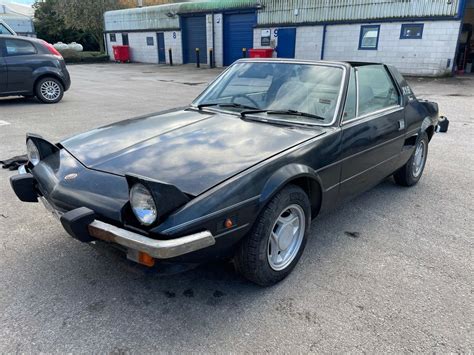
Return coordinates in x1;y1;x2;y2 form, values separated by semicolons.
0;2;35;36
104;0;474;76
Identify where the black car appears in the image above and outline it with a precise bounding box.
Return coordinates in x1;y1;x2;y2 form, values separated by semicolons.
0;35;71;103
10;59;439;286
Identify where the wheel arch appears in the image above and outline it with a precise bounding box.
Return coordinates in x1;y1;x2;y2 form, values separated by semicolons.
33;67;66;91
421;116;435;142
33;71;65;91
259;164;323;219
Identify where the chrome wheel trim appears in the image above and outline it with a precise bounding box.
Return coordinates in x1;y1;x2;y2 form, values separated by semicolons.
267;204;305;271
412;140;426;178
40;80;61;101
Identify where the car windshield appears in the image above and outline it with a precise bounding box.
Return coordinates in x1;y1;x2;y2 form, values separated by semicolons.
193;61;344;124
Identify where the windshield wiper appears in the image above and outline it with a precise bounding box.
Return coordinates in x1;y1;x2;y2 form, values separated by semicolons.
197;102;259;110
267;110;326;121
240;109;325;121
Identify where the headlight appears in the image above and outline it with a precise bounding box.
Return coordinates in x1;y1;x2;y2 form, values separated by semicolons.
26;139;40;166
130;183;157;226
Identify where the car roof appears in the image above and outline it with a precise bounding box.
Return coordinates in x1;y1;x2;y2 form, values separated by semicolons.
0;34;43;43
237;58;382;68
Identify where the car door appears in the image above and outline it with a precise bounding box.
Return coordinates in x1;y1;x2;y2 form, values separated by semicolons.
338;64;405;201
0;40;7;93
3;38;38;93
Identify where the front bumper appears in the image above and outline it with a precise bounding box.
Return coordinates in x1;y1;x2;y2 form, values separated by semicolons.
10;169;216;261
58;206;215;259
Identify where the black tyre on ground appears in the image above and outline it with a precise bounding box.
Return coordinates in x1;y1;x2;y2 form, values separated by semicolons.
35;77;64;104
234;184;311;286
394;131;429;186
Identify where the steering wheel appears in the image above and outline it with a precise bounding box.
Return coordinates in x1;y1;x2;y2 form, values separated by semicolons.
231;94;259;108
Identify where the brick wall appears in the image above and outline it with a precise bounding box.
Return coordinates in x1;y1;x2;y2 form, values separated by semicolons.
127;32;159;63
323;21;460;76
206;13;223;67
253;21;460;76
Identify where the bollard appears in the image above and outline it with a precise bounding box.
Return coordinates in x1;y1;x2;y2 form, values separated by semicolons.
196;48;200;68
242;48;247;58
209;48;214;68
168;48;173;66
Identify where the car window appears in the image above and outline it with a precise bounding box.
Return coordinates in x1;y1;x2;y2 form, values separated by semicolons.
357;65;399;116
5;39;37;56
194;62;344;124
342;69;357;121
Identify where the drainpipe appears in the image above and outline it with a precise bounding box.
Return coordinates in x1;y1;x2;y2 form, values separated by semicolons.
320;24;327;60
212;12;215;68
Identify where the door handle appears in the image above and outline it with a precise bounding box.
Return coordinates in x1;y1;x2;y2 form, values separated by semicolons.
398;119;405;131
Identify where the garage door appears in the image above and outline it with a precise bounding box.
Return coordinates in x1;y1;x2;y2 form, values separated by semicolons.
182;15;207;64
223;12;256;66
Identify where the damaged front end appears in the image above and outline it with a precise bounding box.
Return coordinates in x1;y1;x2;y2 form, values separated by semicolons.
10;135;216;266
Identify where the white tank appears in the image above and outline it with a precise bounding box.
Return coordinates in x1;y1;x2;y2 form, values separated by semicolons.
68;42;83;52
53;42;68;51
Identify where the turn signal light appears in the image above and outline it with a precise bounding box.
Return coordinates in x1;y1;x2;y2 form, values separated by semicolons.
138;251;155;267
224;218;234;229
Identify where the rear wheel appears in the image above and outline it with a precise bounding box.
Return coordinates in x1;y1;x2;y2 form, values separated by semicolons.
394;132;429;186
35;77;64;104
234;185;311;286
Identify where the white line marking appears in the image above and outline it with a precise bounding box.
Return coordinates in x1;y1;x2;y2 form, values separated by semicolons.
0;120;11;126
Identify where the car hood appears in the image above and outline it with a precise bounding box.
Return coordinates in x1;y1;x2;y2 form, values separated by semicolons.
61;108;326;195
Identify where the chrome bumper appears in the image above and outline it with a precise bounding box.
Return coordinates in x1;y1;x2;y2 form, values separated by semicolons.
88;220;215;259
16;165;215;260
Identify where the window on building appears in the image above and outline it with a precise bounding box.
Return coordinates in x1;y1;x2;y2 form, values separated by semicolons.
5;39;37;56
400;24;424;39
146;37;154;46
110;33;116;42
356;65;400;116
359;25;380;50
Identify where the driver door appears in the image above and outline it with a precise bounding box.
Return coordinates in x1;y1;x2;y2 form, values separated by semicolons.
338;64;405;201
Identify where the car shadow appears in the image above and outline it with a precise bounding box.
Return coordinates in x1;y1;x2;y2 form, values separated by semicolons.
0;96;38;105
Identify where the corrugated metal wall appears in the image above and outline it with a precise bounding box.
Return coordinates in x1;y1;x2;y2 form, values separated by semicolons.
258;0;461;25
104;3;181;31
105;0;462;32
0;14;34;34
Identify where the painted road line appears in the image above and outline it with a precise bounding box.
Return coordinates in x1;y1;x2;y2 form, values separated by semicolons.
0;120;11;126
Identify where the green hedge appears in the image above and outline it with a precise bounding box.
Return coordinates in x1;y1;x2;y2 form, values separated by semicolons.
59;49;109;64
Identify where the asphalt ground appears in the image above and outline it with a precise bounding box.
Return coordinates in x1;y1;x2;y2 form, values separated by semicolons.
0;63;472;353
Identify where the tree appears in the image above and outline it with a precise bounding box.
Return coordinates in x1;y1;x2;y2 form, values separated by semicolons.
54;0;125;53
33;0;100;51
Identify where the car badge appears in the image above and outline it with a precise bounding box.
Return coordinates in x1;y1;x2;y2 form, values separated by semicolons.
64;173;78;181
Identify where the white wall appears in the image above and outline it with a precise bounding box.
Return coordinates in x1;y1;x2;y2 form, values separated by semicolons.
252;26;323;60
164;30;183;65
294;26;324;60
324;21;461;76
106;33;123;61
204;13;224;67
253;27;278;57
128;32;158;63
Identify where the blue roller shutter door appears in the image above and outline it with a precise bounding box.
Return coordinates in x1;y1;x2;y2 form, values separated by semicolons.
223;12;256;66
182;16;207;64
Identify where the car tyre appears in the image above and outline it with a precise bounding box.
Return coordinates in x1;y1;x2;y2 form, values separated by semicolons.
394;131;429;186
234;184;311;286
35;77;64;104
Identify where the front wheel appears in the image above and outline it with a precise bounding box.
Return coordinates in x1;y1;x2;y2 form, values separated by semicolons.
35;77;64;104
234;185;311;286
394;131;429;186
